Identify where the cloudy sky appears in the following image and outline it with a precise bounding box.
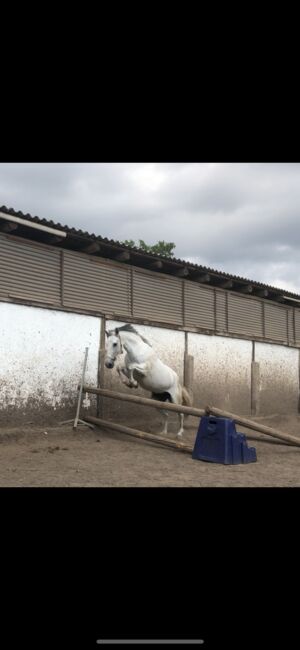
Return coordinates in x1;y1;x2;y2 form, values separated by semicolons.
1;162;300;293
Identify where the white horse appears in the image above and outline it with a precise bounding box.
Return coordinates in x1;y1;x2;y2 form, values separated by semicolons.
104;324;192;437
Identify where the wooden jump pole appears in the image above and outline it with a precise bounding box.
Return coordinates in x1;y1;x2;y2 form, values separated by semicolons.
83;415;194;454
205;405;300;448
80;385;206;417
79;386;300;449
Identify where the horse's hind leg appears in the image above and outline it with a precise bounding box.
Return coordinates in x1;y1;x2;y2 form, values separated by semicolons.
168;386;184;437
157;406;183;437
177;413;184;438
158;409;169;436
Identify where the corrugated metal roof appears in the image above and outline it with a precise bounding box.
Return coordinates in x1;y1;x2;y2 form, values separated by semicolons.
1;204;299;301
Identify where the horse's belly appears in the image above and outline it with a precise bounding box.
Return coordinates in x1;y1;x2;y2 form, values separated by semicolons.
133;365;175;392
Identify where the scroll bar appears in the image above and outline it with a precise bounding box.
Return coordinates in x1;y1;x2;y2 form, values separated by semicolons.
96;641;204;645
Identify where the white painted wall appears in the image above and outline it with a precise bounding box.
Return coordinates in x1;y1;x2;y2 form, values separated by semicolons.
255;342;299;414
1;303;299;421
0;302;100;419
188;334;252;414
104;323;300;417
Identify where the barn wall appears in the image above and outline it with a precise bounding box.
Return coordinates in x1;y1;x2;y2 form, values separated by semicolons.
0;302;100;424
254;343;299;415
100;322;300;423
1;302;299;426
1;232;300;349
187;334;252;415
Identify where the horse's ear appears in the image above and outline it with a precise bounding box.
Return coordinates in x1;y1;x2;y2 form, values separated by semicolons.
105;330;109;337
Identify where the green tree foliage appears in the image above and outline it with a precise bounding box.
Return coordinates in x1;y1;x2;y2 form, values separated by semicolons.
121;239;176;258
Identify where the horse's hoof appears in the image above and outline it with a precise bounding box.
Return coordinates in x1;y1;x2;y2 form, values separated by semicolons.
177;432;183;438
128;381;138;388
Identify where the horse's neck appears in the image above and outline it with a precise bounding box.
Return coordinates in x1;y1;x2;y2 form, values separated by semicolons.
120;332;152;362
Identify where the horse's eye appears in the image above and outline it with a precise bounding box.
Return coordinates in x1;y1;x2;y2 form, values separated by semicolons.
113;342;117;347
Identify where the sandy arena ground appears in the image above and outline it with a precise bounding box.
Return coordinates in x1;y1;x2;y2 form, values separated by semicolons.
0;411;300;487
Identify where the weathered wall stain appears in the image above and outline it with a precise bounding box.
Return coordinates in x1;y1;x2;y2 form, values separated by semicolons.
1;304;300;425
255;343;299;415
0;302;100;423
188;334;252;415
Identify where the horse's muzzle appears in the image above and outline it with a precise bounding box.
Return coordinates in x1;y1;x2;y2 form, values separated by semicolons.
105;360;114;369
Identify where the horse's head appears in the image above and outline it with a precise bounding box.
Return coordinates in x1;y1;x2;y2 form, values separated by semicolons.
105;328;122;369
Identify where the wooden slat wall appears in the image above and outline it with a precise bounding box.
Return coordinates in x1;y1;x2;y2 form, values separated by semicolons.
288;309;295;344
63;252;131;315
216;291;227;333
294;310;300;343
132;270;183;324
184;282;215;329
1;233;300;346
264;303;288;342
0;235;61;304
228;294;264;337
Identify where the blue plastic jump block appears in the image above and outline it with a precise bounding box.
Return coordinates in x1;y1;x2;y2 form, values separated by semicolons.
192;416;257;464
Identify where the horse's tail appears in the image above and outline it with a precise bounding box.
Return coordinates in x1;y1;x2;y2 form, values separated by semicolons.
182;386;192;407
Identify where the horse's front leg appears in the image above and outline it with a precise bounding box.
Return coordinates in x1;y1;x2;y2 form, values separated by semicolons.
127;362;147;388
116;364;134;388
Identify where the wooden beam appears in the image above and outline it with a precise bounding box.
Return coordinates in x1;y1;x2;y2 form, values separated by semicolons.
238;284;253;294
0;221;18;232
176;267;189;277
220;279;234;289
83;242;101;254
282;295;300;305
81;385;205;417
84;416;194;454
255;288;269;298
115;251;131;262
205;405;300;448
272;294;286;303
0;211;67;238
150;260;163;270
195;273;211;283
48;235;65;245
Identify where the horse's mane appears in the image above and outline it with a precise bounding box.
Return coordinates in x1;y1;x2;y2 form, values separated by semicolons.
115;324;152;347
